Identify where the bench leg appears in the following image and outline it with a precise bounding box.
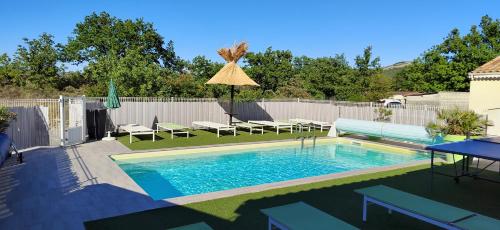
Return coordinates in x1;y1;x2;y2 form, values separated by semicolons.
171;130;174;139
233;128;236;136
153;133;155;142
217;129;220;138
363;196;368;222
129;133;132;144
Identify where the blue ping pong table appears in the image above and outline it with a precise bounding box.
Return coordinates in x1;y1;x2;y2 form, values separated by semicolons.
425;137;500;183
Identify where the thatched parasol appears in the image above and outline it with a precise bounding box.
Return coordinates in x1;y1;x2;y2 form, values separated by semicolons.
207;42;259;125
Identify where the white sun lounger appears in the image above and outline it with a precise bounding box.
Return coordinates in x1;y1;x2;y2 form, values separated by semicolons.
248;120;293;134
235;122;264;135
289;118;332;132
156;122;190;139
192;121;236;138
120;124;155;144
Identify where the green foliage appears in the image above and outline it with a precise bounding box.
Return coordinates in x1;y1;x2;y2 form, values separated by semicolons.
0;107;17;133
374;107;392;122
426;107;489;138
1;12;496;100
9;33;60;89
245;47;295;93
61;12;167;65
396;15;500;92
354;46;382;84
83;49;165;96
365;74;393;101
293;55;352;99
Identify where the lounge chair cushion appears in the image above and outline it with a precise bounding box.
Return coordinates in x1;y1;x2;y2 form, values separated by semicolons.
355;185;475;223
168;222;213;230
260;202;358;230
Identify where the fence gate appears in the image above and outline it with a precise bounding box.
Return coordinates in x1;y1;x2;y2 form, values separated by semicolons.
59;96;87;146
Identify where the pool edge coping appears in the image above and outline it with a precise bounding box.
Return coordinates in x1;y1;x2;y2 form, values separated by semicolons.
110;137;421;161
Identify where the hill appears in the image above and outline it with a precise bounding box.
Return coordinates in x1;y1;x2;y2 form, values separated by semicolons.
382;61;411;78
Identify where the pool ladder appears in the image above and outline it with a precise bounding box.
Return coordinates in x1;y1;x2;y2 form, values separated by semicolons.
296;122;317;149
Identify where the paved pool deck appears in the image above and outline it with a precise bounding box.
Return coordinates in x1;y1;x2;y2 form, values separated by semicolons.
0;141;170;230
1;139;495;229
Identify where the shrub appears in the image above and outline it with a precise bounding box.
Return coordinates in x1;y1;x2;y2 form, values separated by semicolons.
374;107;392;122
426;107;489;139
0;106;16;133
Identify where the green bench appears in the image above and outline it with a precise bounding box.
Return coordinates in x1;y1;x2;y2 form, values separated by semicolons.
261;202;358;230
355;185;500;230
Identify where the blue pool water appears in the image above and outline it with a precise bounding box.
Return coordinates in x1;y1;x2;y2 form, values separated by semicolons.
115;143;428;200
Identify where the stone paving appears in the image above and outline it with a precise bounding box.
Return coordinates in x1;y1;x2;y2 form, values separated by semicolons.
0;141;170;230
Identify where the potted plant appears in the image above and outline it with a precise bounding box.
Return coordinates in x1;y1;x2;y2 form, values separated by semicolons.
0;106;16;133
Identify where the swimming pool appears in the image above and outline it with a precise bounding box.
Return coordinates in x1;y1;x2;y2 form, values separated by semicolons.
113;140;428;200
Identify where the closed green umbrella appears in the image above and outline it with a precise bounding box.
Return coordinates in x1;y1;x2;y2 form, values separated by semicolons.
103;79;121;141
105;79;121;109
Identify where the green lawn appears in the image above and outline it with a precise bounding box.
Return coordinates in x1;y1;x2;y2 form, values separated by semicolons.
117;128;328;150
85;164;500;229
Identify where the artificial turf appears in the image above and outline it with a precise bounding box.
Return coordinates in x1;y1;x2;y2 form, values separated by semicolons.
84;164;500;229
117;128;328;150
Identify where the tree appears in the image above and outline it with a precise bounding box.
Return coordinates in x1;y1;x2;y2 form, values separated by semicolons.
0;54;17;85
162;40;186;72
275;77;312;98
396;15;500;92
188;55;224;80
61;12;166;65
365;74;393;101
244;47;295;93
83;49;165;96
293;55;352;99
156;74;206;98
61;11;184;96
354;46;382;88
187;56;226;97
12;33;60;88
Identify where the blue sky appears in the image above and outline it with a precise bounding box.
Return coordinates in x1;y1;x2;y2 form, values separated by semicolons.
0;0;498;67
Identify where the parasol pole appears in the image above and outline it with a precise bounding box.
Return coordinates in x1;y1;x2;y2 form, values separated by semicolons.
229;85;235;125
